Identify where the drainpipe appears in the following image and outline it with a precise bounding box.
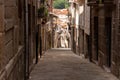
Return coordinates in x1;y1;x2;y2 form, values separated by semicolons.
35;0;38;64
24;0;29;79
89;7;92;62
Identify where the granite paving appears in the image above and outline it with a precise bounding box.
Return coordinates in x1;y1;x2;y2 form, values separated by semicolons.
30;49;118;80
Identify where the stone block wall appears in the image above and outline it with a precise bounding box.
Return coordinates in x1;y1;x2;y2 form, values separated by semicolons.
28;3;37;70
71;1;91;57
87;0;120;78
0;2;4;32
0;0;25;80
0;0;5;73
111;0;120;77
0;0;39;79
0;33;5;71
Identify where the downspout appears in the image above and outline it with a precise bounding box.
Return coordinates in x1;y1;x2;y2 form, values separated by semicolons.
35;0;38;64
89;6;92;62
24;0;29;79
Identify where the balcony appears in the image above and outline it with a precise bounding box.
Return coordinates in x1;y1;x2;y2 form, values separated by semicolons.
87;0;115;7
87;0;98;6
77;0;85;5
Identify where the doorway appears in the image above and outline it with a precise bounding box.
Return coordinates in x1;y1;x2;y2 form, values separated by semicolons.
105;17;112;67
93;17;98;61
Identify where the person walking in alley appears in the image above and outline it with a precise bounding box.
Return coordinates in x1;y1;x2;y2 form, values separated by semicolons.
60;26;70;48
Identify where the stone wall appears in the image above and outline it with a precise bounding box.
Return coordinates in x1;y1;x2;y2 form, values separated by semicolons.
70;1;90;57
87;0;120;78
0;0;37;80
111;0;120;77
0;0;25;80
78;1;90;57
28;1;37;70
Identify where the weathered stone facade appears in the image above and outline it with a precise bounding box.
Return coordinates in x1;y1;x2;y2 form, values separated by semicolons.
0;0;37;80
87;0;120;78
69;0;120;79
36;0;54;60
111;0;120;77
69;0;90;58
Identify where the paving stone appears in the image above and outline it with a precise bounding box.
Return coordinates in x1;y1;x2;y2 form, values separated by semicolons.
30;49;118;80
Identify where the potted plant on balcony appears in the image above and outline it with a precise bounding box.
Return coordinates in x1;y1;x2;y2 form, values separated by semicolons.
38;5;48;18
38;5;48;24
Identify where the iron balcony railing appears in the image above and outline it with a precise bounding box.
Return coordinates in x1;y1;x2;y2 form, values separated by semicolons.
87;0;114;6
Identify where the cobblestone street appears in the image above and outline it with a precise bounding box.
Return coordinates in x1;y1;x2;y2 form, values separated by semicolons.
30;49;118;80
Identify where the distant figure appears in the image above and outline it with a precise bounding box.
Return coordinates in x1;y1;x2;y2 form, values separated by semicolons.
54;24;62;48
60;29;70;48
54;22;71;48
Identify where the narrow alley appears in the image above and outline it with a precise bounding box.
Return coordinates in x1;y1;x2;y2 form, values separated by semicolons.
30;49;118;80
0;0;120;80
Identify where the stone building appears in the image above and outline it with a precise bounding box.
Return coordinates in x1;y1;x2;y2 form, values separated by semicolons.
68;0;79;53
87;0;120;78
68;0;90;57
77;0;90;58
37;0;53;56
69;0;120;78
0;0;37;80
111;0;120;77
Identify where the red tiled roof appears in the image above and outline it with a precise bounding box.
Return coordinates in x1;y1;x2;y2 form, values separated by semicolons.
53;9;68;15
